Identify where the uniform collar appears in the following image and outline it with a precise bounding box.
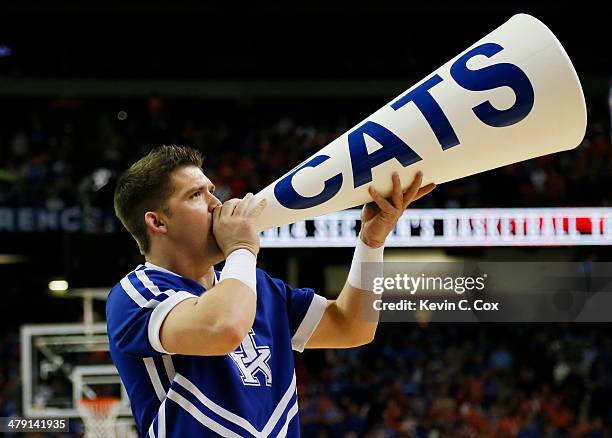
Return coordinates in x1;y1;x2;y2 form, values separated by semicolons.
143;261;218;287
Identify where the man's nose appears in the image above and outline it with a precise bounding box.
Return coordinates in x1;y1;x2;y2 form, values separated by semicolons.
207;194;222;212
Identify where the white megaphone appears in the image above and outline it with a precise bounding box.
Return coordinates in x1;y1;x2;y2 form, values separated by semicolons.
253;13;587;231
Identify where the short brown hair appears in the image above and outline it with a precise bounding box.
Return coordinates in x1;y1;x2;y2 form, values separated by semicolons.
114;145;203;254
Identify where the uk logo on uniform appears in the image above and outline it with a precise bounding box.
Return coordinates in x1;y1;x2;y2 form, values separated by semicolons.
229;329;273;387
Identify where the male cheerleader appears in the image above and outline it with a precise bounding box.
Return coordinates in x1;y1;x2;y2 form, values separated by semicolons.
107;145;434;437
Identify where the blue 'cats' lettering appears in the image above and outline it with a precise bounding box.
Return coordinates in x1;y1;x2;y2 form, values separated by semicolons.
348;121;422;188
274;155;342;209
273;42;535;209
450;42;535;127
391;75;460;150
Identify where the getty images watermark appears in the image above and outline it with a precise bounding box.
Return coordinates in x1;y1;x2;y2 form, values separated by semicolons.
359;262;612;323
371;272;498;312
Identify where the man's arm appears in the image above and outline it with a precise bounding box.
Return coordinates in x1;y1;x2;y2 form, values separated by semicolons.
303;284;379;348
305;171;435;349
160;277;256;356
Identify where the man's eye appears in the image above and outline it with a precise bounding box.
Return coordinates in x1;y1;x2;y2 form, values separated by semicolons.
192;191;201;198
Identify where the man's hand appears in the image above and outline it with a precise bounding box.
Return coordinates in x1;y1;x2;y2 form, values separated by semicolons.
359;171;435;248
212;193;267;257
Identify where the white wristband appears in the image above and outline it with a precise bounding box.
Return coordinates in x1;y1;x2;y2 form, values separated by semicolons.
220;249;257;295
347;238;384;291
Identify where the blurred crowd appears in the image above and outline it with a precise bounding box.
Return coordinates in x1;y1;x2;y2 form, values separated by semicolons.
1;324;611;437
0;332;20;422
295;324;612;437
0;97;610;211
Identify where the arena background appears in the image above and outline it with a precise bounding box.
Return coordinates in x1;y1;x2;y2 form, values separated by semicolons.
0;2;611;437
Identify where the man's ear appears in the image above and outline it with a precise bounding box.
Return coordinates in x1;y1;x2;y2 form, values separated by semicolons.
144;211;168;236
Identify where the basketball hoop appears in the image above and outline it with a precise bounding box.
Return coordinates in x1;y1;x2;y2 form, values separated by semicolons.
78;396;121;438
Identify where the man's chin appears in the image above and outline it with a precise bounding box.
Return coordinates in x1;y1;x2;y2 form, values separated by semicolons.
209;251;225;267
204;238;225;266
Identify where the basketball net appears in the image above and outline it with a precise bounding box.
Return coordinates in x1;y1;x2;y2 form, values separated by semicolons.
78;396;121;438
